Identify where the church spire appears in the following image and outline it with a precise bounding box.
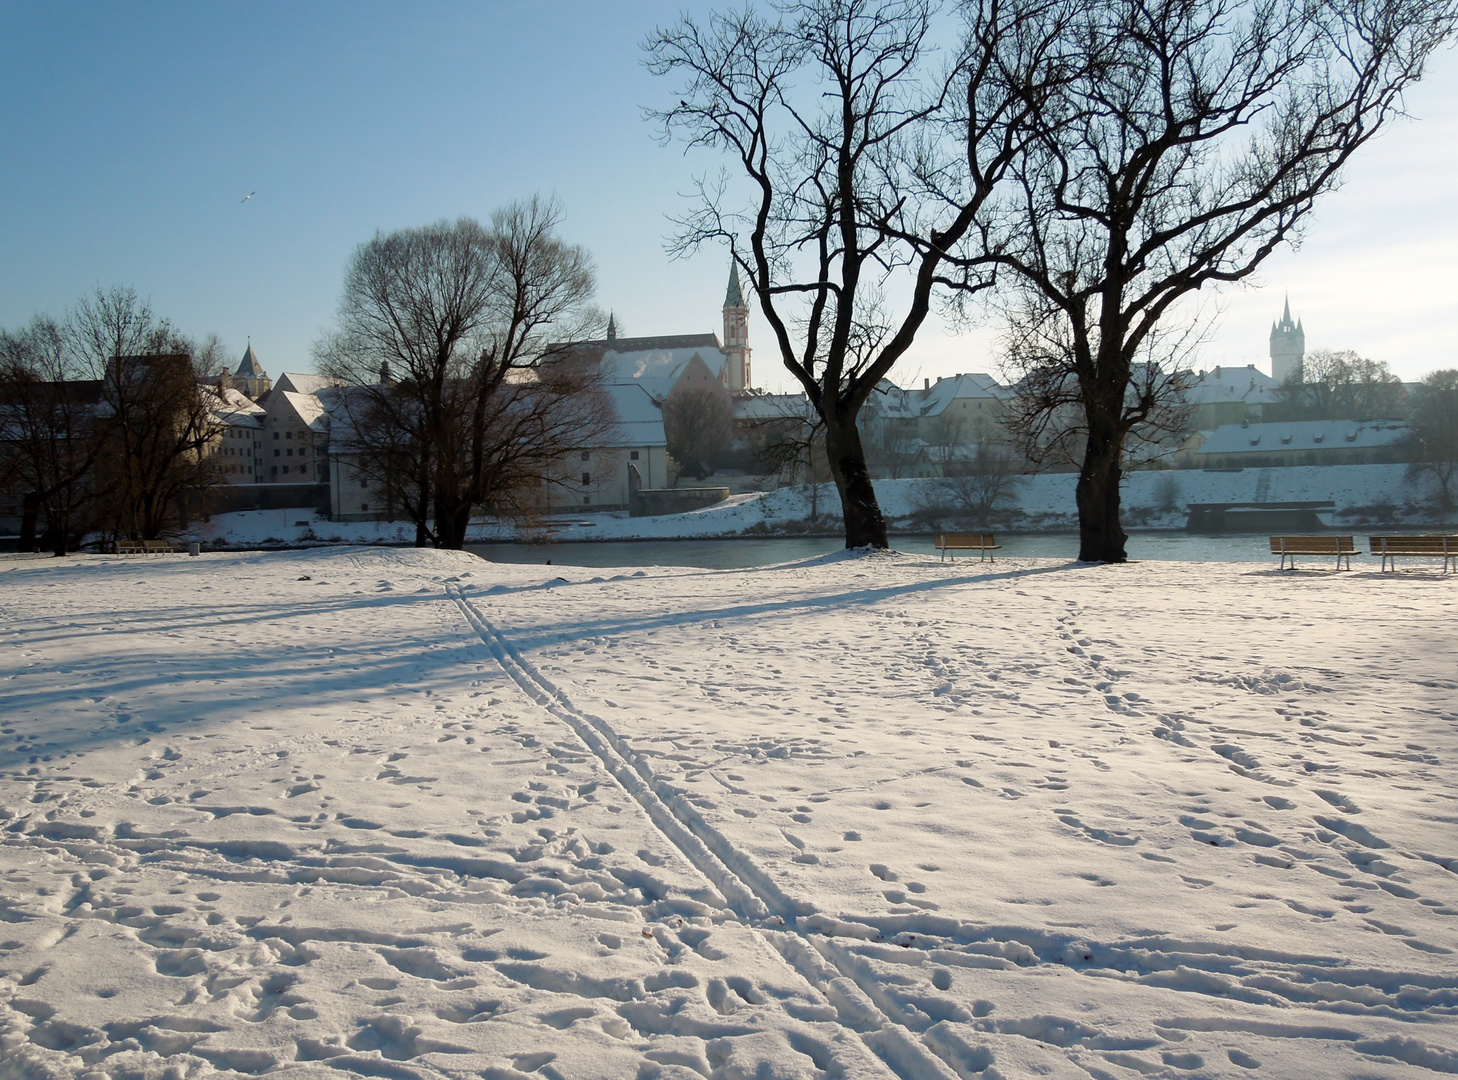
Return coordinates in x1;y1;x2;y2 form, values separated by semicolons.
721;256;751;393
606;311;617;344
725;261;745;308
1269;293;1305;383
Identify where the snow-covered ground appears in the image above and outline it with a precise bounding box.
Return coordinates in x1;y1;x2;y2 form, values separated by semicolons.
1;547;1456;1079
185;463;1451;549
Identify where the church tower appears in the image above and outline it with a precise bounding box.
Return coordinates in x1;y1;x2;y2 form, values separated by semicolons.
1269;297;1305;383
722;260;751;393
233;341;272;400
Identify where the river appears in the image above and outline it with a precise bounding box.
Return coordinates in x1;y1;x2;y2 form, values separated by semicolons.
467;532;1287;570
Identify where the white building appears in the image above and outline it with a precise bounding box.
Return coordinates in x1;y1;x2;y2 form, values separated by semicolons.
1186;364;1281;431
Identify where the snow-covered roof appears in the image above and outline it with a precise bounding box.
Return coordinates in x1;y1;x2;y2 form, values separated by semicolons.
207;386;264;427
600;383;667;448
1187;364;1281;406
274;372;342;396
628;377;682;403
735;393;814;422
1198;419;1410;455
870;373;1009;419
270;390;329;432
600;346;728;384
916;373;1007;415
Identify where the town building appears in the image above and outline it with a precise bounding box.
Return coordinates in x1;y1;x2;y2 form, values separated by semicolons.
1186;364;1281;431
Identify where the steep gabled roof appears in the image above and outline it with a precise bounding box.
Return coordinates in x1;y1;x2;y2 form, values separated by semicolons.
275;372;343;396
235;344;264;378
1187;365;1280;407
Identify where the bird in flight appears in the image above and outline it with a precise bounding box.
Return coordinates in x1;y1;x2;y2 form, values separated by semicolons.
240;191;255;203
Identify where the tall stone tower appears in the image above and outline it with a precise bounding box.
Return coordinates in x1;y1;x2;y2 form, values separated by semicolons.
1269;297;1305;383
722;261;751;393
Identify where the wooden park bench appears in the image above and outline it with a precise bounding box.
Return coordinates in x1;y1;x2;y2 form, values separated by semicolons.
1368;535;1458;573
1269;535;1356;571
935;533;1000;562
115;539;178;555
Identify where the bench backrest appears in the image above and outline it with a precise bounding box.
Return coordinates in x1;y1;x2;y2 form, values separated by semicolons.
1269;535;1354;554
936;533;995;548
1368;535;1456;554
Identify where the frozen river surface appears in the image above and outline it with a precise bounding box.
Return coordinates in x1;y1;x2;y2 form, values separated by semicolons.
469;532;1290;570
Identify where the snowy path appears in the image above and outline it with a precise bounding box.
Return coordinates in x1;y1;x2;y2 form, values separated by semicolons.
0;548;1455;1079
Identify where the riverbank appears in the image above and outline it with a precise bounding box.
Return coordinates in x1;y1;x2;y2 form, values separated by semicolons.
177;462;1452;551
2;548;1455;1078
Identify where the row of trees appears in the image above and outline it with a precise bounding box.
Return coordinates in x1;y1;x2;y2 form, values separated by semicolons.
0;289;225;554
648;0;1457;561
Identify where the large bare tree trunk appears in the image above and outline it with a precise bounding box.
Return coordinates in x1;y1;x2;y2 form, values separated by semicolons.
825;416;887;549
1076;427;1127;563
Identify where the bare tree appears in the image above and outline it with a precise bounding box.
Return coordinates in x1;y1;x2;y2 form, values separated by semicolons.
937;439;1022;521
647;0;1067;548
0;317;102;554
982;0;1457;562
67;287;223;541
1272;349;1407;421
1407;369;1458;509
318;199;608;549
663;388;735;478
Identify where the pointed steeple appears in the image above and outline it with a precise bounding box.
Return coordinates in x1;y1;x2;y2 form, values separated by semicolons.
236;340;260;378
725;261;745;308
1269;293;1305;383
721;256;751;393
606;311;617;344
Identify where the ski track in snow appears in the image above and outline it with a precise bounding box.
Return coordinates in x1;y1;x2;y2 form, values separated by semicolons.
0;547;1455;1079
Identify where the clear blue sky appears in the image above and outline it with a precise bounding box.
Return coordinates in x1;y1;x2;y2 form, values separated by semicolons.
2;2;1454;392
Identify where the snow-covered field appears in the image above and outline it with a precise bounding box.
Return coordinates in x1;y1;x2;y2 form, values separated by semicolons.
1;547;1456;1079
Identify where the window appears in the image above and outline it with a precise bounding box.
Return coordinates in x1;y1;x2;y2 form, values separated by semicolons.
273;431;280;440
270;465;278;475
274;449;280;457
360;503;369;512
583;496;591;505
580;451;590;461
359;479;369;489
286;431;293;440
581;472;590;485
286;449;293;457
629;450;639;460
